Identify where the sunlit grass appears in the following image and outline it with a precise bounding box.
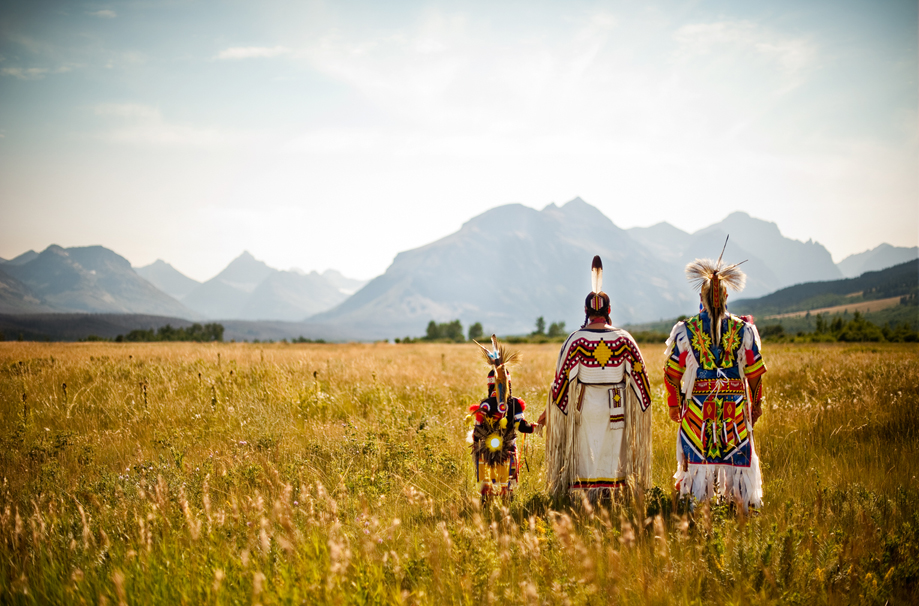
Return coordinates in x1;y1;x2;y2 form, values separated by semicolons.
1;341;917;604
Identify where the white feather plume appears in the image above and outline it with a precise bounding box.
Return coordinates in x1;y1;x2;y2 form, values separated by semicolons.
591;255;603;294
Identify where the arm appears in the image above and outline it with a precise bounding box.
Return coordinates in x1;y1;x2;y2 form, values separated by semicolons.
512;397;535;433
547;333;579;415
663;324;687;422
748;374;764;426
624;335;653;412
742;323;767;426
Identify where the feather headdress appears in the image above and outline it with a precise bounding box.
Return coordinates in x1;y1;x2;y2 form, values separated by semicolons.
584;255;612;326
685;236;747;342
591;255;603;294
473;334;519;406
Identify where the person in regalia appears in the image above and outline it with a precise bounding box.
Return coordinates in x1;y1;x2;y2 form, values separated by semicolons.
540;256;653;501
469;336;536;501
663;242;767;510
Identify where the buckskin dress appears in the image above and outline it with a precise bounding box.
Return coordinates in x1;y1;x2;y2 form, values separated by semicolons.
545;325;652;499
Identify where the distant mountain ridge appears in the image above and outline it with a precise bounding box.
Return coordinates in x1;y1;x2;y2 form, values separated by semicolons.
179;251;362;321
837;244;919;278
0;245;367;323
310;199;859;339
2;200;913;339
731;259;919;317
627;211;842;298
135;260;201;300
0;245;198;317
311;198;694;338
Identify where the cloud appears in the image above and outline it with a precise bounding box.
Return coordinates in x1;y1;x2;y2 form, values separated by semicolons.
93;103;239;148
89;9;116;19
95;103;163;119
1;64;76;80
1;67;49;80
673;20;816;76
216;46;291;60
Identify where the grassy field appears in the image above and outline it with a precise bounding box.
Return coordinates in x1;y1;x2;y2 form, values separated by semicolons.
1;341;917;605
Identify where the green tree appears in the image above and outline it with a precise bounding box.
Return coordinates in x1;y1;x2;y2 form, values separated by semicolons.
837;311;885;342
468;322;484;342
815;313;827;334
762;324;784;339
442;320;464;342
534;316;546;336
424;319;464;342
547;321;566;337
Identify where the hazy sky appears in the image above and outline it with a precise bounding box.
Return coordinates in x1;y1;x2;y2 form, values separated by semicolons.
1;0;916;281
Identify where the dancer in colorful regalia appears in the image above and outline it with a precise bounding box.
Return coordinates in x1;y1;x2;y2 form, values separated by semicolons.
468;336;536;502
542;256;653;500
664;241;767;510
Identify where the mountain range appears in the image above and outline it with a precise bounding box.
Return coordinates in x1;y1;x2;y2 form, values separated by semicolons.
309;199;863;338
0;245;193;318
0;247;366;322
142;252;365;322
2;198;915;340
836;244;919;278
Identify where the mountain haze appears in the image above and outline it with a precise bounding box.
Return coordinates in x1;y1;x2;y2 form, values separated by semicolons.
320;269;369;295
182;251;353;321
240;270;348;321
182;251;277;318
628;212;842;298
837;244;919;278
311;198;693;338
696;212;842;288
135;260;201;300
3;250;40;266
2;245;197;317
0;266;58;314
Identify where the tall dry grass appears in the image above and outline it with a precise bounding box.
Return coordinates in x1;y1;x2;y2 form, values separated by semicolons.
0;341;916;604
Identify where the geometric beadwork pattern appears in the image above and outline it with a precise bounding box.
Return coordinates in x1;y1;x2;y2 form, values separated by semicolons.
551;336;651;414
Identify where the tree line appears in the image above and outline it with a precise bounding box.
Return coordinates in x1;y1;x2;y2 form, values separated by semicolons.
395;317;569;344
761;311;917;343
113;323;225;343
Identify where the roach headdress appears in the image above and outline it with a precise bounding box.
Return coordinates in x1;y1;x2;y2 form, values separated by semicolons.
473;334;519;408
583;255;611;327
685;236;747;343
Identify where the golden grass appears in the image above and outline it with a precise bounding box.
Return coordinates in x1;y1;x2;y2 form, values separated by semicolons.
1;340;917;605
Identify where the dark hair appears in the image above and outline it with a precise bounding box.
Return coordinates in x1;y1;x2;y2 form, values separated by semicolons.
582;292;611;327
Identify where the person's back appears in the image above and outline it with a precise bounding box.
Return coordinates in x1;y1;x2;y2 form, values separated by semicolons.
663;249;767;510
542;256;652;500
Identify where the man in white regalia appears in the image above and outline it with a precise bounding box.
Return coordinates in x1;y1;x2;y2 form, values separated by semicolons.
541;256;653;500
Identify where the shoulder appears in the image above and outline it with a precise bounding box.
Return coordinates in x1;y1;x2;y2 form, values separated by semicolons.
511;396;526;411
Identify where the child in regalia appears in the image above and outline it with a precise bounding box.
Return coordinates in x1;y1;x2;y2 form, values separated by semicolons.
468;336;536;501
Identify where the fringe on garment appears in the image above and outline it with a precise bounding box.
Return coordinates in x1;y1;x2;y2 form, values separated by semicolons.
546;377;652;500
624;381;652;490
545;382;581;500
673;454;763;511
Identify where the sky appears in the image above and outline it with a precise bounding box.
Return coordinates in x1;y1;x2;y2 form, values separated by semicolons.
0;0;916;282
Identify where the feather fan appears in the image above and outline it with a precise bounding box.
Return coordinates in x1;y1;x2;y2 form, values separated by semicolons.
684;258;747;293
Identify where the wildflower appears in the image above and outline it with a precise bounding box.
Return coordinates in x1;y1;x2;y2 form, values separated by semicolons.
213;568;225;592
